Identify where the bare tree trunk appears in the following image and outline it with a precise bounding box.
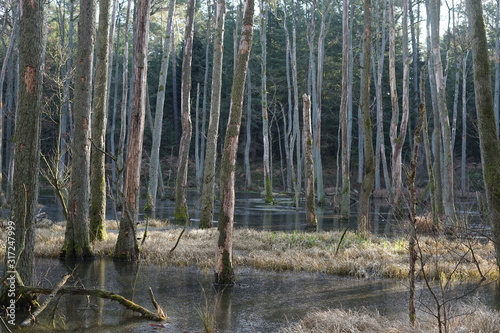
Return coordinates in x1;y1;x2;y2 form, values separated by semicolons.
358;0;374;235
215;0;254;285
199;5;212;192
340;0;350;219
0;10;18;208
200;0;226;229
495;0;500;135
1;0;43;307
113;0;151;261
388;0;410;207
116;0;132;195
260;0;273;203
303;94;317;229
245;66;252;189
461;51;469;193
429;0;455;221
290;0;301;207
467;0;500;268
174;0;196;222
373;0;388;192
62;0;95;260
146;0;175;216
90;0;112;242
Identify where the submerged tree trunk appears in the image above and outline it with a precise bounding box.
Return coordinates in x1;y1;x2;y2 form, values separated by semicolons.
174;0;196;222
1;0;44;307
113;0;151;261
303;94;317;229
358;0;374;235
62;0;95;260
200;0;226;229
215;0;254;285
467;0;500;268
90;0;112;242
146;0;175;216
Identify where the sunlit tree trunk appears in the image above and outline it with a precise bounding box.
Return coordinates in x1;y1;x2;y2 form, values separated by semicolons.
198;4;211;192
358;0;374;235
467;0;500;268
200;0;226;229
146;0;175;216
174;0;196;222
116;0;132;195
215;0;254;285
314;0;332;205
62;0;95;260
1;0;43;307
90;0;112;242
303;94;317;229
429;0;455;221
260;0;273;203
340;0;350;219
290;0;301;207
388;0;409;207
113;0;151;261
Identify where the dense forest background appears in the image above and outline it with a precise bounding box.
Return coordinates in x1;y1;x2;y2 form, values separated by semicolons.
0;0;499;206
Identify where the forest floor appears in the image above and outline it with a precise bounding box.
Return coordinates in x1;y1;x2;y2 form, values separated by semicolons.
1;219;499;332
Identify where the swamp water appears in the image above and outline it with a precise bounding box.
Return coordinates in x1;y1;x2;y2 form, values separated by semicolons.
7;191;497;332
10;259;500;332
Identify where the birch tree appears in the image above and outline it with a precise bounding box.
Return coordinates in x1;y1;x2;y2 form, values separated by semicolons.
200;0;226;229
215;0;254;285
114;0;151;261
174;0;196;222
61;0;95;260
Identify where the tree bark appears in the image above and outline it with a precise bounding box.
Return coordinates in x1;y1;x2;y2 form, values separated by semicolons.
340;0;351;219
114;0;151;261
174;0;196;223
146;0;176;216
303;94;317;229
62;0;95;260
200;0;226;229
215;0;254;285
90;0;112;242
1;0;44;307
358;0;374;235
429;0;455;221
467;0;500;268
260;0;273;204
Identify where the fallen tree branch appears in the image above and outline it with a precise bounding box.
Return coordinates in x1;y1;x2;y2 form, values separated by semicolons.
21;274;71;326
18;286;166;321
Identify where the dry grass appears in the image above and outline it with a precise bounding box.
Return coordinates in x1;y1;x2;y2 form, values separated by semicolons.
279;302;500;333
0;221;498;281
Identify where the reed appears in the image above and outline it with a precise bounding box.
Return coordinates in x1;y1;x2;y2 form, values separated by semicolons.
1;221;497;281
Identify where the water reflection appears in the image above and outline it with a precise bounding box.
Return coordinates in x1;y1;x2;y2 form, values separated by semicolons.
13;258;498;332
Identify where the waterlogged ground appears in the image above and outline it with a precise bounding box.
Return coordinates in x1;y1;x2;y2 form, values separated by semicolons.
7;258;500;332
